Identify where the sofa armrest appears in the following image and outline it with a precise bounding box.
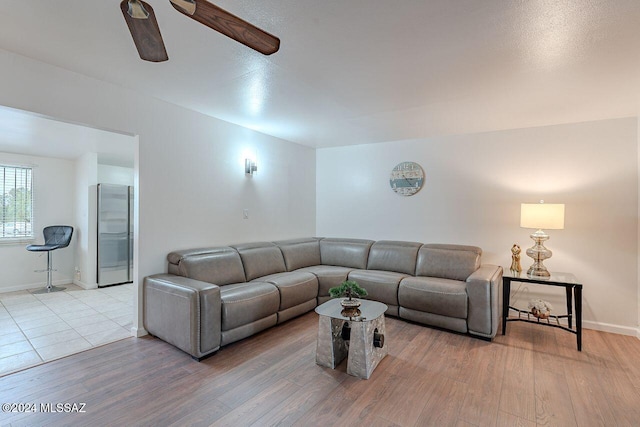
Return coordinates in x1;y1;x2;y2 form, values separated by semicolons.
144;274;221;359
465;264;503;339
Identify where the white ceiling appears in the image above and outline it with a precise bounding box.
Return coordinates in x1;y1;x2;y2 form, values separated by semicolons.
0;105;135;167
0;0;639;149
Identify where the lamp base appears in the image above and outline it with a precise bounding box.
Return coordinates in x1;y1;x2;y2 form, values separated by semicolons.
526;229;552;278
526;264;550;277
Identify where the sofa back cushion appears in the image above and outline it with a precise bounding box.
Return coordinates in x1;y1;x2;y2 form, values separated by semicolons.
416;244;482;281
274;238;321;271
170;247;247;285
319;238;374;269
232;242;287;281
367;240;422;275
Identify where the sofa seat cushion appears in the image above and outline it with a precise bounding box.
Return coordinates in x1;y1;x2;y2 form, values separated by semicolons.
220;282;279;331
347;269;408;307
399;276;468;319
296;265;354;297
255;271;318;310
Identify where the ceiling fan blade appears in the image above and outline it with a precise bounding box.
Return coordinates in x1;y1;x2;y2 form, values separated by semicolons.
170;0;280;55
120;0;169;62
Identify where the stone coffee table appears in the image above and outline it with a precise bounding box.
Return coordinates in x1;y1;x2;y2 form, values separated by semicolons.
314;298;388;379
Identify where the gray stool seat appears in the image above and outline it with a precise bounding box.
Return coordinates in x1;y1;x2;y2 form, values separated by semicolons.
26;225;73;294
26;243;66;251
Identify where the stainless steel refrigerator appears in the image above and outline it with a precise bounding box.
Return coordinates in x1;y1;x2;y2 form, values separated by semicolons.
97;184;133;287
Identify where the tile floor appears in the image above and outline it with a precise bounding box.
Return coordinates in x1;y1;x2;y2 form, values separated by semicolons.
0;283;133;377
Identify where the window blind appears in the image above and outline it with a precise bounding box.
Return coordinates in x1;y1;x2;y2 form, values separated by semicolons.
0;165;33;239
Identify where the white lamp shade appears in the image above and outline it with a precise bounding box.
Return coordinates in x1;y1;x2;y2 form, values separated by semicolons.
520;203;565;230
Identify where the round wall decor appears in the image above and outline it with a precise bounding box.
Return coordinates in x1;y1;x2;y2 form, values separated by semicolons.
389;161;424;196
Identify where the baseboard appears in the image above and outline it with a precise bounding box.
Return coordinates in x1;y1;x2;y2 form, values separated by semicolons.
0;279;72;293
72;279;98;290
583;320;639;337
131;326;148;338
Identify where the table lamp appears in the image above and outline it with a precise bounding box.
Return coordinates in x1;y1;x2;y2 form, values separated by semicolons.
520;201;565;277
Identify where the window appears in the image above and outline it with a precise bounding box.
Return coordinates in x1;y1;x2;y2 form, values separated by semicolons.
0;165;33;240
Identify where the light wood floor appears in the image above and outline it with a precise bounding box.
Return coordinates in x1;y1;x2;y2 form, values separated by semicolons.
1;312;639;427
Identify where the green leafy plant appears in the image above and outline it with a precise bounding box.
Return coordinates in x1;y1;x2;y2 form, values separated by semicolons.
329;280;368;300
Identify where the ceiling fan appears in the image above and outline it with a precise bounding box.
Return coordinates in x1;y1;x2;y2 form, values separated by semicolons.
120;0;280;62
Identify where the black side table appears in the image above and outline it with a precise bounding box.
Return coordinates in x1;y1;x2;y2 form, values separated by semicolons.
502;272;583;351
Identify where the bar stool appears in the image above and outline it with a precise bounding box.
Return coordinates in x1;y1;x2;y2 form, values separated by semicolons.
26;225;74;294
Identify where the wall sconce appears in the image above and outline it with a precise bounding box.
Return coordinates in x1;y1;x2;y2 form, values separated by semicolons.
520;200;565;277
245;158;257;175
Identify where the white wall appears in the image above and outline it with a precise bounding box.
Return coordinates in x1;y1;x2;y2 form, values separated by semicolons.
98;164;134;186
2;47;635;338
74;152;98;289
0;49;316;335
317;118;639;335
0;152;76;292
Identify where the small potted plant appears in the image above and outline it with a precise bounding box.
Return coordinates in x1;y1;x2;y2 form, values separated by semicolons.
329;280;368;308
528;299;553;319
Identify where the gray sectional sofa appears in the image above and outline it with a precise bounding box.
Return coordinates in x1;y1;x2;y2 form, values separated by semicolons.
144;238;503;360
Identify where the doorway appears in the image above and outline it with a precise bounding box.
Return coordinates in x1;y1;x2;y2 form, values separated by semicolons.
0;105;137;376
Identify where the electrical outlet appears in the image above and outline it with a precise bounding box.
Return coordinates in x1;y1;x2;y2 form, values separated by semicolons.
243;209;249;219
